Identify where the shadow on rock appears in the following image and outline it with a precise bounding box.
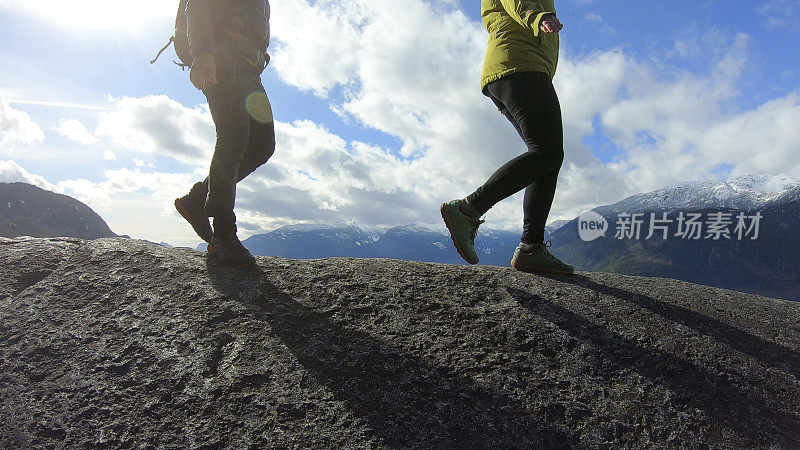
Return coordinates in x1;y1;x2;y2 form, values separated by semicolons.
508;285;800;447
204;258;569;448
557;274;800;379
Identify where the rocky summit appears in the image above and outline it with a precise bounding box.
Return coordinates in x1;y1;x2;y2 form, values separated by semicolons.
1;237;799;449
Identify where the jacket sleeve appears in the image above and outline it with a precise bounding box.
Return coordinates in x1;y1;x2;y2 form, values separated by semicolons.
186;0;215;59
498;0;554;37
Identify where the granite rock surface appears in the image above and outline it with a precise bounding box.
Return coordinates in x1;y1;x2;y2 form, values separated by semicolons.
1;237;799;448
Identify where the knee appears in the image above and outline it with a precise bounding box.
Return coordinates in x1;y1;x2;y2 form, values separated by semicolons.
527;143;564;172
252;126;276;166
257;132;276;164
550;147;564;171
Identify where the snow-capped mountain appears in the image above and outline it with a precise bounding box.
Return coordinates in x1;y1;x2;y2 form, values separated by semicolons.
545;219;570;234
596;174;800;215
549;173;800;301
244;222;382;258
241;221;523;265
268;222;385;246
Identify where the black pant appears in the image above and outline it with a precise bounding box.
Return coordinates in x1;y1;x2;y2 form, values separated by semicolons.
192;54;276;232
465;71;564;245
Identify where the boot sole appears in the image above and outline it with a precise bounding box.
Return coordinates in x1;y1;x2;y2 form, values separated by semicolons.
441;203;479;265
510;259;574;275
206;242;256;268
174;198;213;243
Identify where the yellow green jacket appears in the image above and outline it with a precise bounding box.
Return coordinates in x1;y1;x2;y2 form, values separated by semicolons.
480;0;559;90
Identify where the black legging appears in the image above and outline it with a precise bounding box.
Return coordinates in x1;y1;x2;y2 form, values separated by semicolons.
465;71;564;245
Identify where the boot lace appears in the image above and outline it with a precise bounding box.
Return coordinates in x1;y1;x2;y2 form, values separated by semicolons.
543;240;556;259
522;241;556;258
466;216;485;245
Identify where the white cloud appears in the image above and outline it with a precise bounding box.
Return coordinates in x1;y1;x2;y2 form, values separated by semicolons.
15;1;792;247
699;94;800;177
95;95;215;168
58;168;203;246
759;0;800;30
268;2;800;228
56;118;99;145
0;95;45;146
269;0;365;95
583;12;613;33
268;0;632;226
0;0;173;30
103;150;116;160
590;33;755;189
270;0;520;194
235;119;437;226
0;160;59;191
59;168;194;204
586;13;602;22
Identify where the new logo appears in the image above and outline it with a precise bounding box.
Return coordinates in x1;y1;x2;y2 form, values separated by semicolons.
578;210;608;242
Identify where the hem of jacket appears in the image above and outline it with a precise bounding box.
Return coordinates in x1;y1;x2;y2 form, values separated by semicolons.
480;66;554;92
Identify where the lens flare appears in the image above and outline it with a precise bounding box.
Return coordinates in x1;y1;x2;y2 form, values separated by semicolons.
246;92;273;123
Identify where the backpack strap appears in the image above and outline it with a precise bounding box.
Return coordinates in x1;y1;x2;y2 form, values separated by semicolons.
150;36;192;70
150;36;175;65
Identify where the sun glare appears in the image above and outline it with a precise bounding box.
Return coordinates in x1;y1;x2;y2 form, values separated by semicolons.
0;0;174;30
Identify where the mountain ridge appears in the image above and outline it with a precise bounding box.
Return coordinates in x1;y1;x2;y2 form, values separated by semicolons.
595;173;800;215
239;221;525;265
0;182;116;239
223;174;800;300
549;176;800;301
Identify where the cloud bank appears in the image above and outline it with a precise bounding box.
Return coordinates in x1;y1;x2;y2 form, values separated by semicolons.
8;0;800;246
0;160;59;191
0;95;45;146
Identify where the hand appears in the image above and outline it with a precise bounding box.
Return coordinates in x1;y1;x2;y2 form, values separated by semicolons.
190;53;217;91
540;13;563;33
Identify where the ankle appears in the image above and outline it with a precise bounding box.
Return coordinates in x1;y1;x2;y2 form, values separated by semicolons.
187;181;207;201
519;242;544;253
212;214;237;236
459;200;482;219
213;231;239;240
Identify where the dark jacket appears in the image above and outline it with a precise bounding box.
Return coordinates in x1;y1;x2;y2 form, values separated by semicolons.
186;0;270;67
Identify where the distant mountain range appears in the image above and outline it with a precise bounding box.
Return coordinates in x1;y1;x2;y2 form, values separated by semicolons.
0;182;116;239
594;174;800;215
228;174;799;301
6;173;796;301
549;174;800;301
237;222;526;267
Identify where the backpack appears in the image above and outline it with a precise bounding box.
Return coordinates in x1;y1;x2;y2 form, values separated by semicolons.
150;0;192;69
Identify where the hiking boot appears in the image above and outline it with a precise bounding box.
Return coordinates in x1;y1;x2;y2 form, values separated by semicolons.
175;191;213;243
441;199;484;264
511;241;574;275
207;232;256;267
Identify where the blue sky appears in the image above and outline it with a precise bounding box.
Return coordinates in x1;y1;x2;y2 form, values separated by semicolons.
1;0;799;247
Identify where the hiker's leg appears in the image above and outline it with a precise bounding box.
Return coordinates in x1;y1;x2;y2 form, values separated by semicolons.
485;105;561;245
514;74;563;245
238;81;276;181
494;93;562;245
493;103;560;245
203;64;251;226
192;79;274;203
464;71;564;242
521;171;559;244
